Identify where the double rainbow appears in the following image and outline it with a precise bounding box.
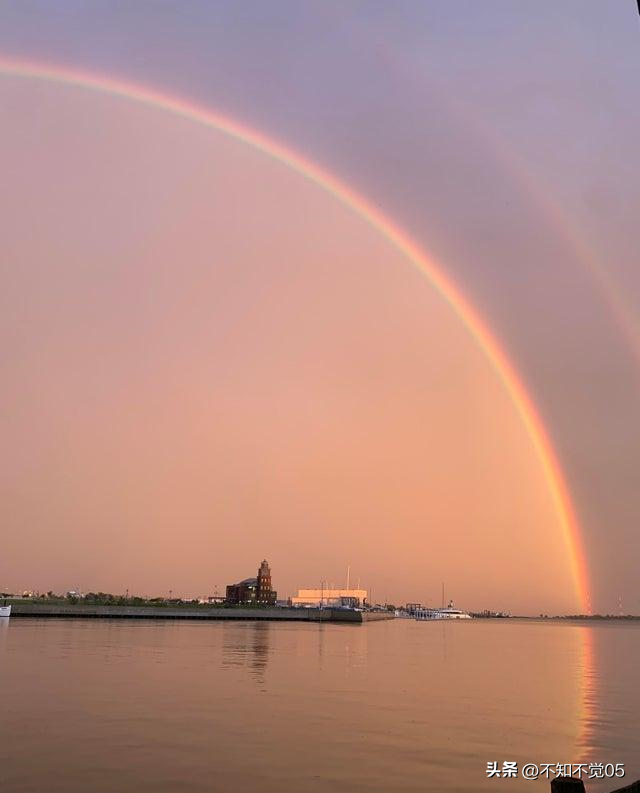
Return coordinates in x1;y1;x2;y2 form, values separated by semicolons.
0;57;590;611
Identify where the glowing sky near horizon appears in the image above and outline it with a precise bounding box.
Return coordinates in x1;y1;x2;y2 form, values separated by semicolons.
1;1;639;612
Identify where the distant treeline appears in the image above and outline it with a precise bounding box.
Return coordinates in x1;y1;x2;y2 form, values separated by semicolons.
4;592;225;607
560;614;640;620
3;592;283;609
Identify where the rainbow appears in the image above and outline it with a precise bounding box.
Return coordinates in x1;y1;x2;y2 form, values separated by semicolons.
0;57;590;611
355;30;640;369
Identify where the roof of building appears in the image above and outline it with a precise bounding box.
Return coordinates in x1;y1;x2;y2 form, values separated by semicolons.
294;588;367;598
233;577;257;586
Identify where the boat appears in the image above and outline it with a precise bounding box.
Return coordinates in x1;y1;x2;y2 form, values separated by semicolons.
0;601;11;618
415;601;472;620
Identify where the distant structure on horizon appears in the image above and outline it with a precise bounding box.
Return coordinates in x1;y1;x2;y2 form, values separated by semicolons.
225;560;277;606
291;587;367;608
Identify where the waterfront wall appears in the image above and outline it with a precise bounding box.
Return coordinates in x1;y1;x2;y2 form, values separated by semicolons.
359;610;397;622
9;603;394;624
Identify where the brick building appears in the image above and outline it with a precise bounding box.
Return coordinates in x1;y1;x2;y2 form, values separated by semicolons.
225;560;277;606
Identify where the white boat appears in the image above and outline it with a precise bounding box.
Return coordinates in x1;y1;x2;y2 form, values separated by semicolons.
415;601;472;620
0;604;11;618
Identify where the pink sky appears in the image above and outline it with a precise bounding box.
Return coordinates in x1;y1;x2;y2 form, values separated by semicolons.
1;78;583;613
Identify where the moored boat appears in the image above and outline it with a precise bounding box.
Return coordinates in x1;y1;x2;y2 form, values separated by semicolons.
415;601;472;620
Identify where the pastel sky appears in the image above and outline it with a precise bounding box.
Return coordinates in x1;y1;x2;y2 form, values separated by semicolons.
1;2;639;613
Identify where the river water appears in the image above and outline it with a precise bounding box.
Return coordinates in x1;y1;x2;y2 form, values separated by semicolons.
0;617;637;792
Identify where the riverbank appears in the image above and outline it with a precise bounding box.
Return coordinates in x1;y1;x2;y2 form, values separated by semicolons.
8;602;394;623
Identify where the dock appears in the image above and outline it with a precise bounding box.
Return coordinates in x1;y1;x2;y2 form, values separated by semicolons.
8;603;395;624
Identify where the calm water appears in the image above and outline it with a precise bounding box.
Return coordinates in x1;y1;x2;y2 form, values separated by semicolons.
0;618;638;792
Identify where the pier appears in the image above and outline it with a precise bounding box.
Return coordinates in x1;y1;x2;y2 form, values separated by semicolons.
8;603;394;624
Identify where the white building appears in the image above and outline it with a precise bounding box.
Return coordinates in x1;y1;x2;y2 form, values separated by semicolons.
291;588;368;608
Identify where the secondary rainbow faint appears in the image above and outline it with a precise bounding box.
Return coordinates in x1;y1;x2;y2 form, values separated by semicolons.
0;56;590;612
